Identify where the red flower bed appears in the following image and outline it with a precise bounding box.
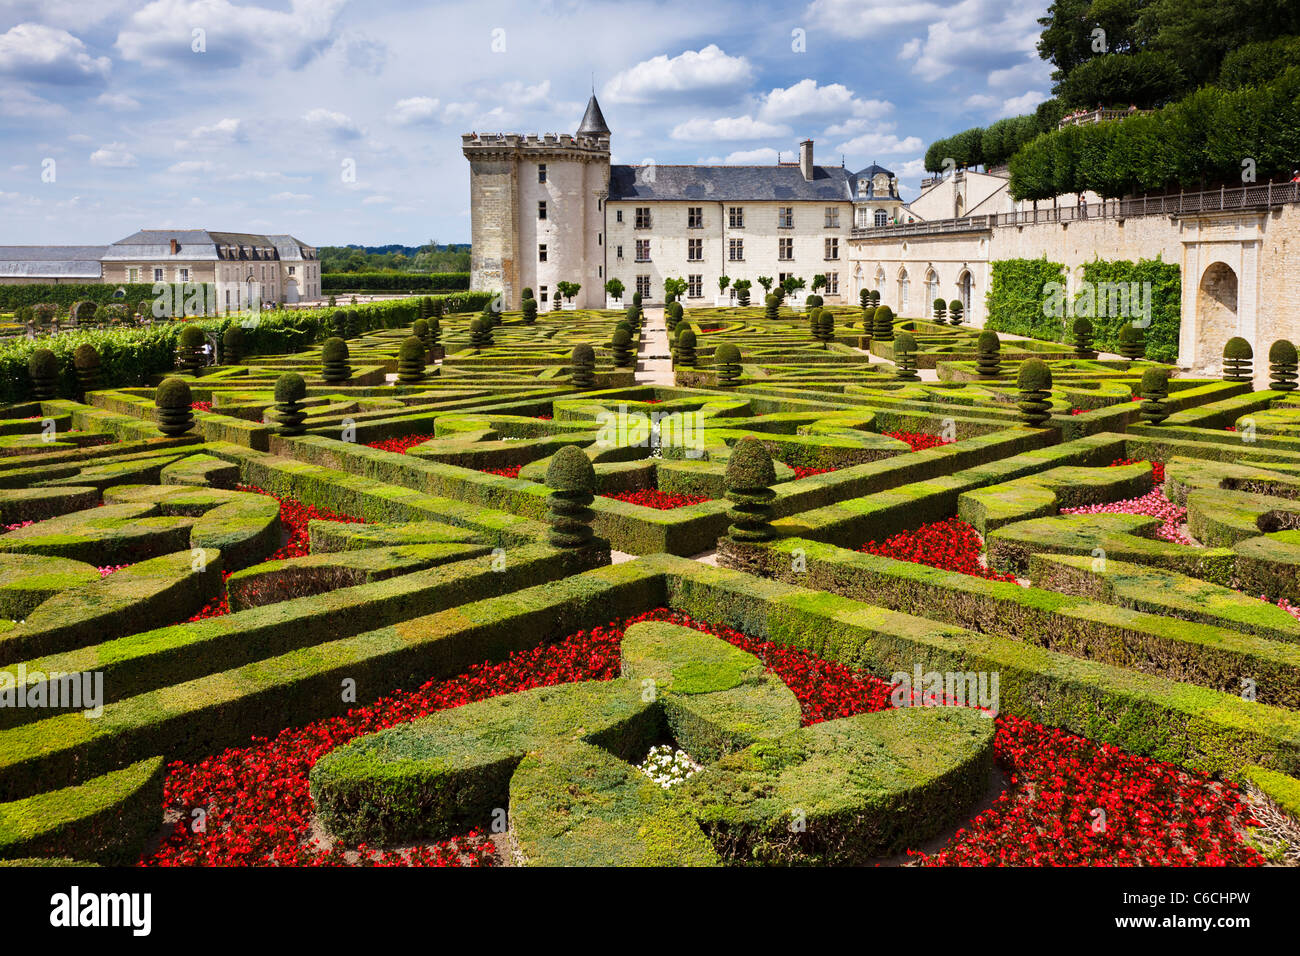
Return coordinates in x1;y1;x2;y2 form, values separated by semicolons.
191;401;213;412
792;465;836;479
534;414;552;421
860;516;1018;583
143;608;1263;867
885;430;953;452
1109;457;1166;484
364;434;435;455
481;465;521;479
601;489;711;509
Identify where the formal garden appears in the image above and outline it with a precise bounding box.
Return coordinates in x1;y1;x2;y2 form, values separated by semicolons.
1;289;1299;868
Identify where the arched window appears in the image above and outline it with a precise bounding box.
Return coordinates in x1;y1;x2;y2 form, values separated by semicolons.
874;209;888;227
899;270;910;313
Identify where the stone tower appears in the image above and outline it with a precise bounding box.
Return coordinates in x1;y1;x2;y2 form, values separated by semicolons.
463;94;611;310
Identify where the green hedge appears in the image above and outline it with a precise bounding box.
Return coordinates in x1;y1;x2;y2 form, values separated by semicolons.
322;273;469;292
1076;258;1180;363
985;258;1066;341
0;283;167;311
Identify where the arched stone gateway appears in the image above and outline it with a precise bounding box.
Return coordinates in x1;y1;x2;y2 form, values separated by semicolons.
957;270;972;316
1197;262;1238;370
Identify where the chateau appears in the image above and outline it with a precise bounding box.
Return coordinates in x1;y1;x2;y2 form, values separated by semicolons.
464;97;1300;372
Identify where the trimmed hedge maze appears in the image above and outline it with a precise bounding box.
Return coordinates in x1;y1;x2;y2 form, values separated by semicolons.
2;302;1299;867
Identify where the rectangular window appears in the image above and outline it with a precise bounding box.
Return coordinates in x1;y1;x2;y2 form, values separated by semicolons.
153;267;163;281
824;237;839;260
616;209;623;223
778;237;793;260
688;275;703;298
825;207;840;228
779;272;792;285
778;207;793;229
688;207;703;228
728;238;743;261
687;238;703;261
635;239;651;262
538;201;547;220
598;233;602;246
616;245;623;259
636;275;651;298
538;243;547;262
128;267;139;282
539;285;548;303
288;265;296;275
598;265;602;278
179;268;190;282
728;206;744;228
538;163;547;183
827;272;839;294
635;207;651;229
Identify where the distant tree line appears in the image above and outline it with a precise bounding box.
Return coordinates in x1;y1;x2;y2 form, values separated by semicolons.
319;241;471;274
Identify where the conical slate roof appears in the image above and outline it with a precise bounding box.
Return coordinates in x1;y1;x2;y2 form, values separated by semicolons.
577;94;610;136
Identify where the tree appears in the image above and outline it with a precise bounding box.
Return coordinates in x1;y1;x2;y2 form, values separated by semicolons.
810;274;827;293
781;276;806;294
664;277;688;299
604;278;625;301
756;276;773;294
556;281;581;302
718;275;730;294
1055;51;1186;110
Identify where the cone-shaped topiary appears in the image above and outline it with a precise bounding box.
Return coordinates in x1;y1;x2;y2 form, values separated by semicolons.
27;348;59;400
571;343;596;389
948;299;964;326
894;331;920;381
72;344;100;396
611;327;633;368
764;293;779;321
222;324;244;364
545;445;597;549
397;335;426;384
932;299;947;322
522;297;538;325
666;300;683;333
274;372;308;435
632;291;642;308
1269;339;1298;391
676;328;697;367
1071;316;1097;359
817;309;835;346
1118;324;1146;361
872;305;894;342
623;304;639;330
1016;359;1053;426
321;336;351;383
177;323;205;375
1138;367;1170;425
724;437;777;542
1222;337;1253;382
155;377;194;436
976;330;1001;377
714;343;742;387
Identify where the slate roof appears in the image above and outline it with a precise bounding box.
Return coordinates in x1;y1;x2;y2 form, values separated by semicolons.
609;164;854;202
101;230;314;261
577;95;610;137
0;246;106;278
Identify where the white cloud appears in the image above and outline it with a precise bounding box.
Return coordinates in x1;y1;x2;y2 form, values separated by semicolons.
166;160;216;174
302;108;363;140
0;87;66;117
496;80;551;108
270;191;312;201
96;91;140;110
670;115;790;142
174;117;245;151
604;44;752;104
833;131;924;157
899;37;922;59
908;0;1045;80
807;0;947;35
388;96;440;126
89;142;137;167
722;147;780;164
0;23;111;83
758;79;892;122
361;194;390;205
331;31;387;74
997;90;1047;117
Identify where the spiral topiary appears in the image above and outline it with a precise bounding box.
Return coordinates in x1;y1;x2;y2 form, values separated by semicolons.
222;325;244;364
714;343;742;388
817;309;835;346
522;297;538;325
321;337;352;383
27;348;59;400
624;304;639;330
397;335;426;384
1269;339;1298;391
274;372;308;435
1016;359;1053;427
872;305;894;342
1222;337;1253;382
764;293;779;321
419;297;432;321
976;330;1002;377
808;306;822;339
724;437;777;543
894;331;919;381
428;317;441;349
413;319;431;351
347;309;364;338
611;327;633;368
666;300;683;334
1071;316;1097;359
177;323;206;375
72;344;101;396
948;299;964;326
331;310;347;338
932;299;946;322
545;445;597;549
1118;324;1145;362
469;319;488;351
1138;367;1170;425
571;343;596;389
676;328;697;367
155;377;194;436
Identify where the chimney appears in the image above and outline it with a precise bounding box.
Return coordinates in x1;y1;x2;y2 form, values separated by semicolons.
799;139;814;181
169;238;179;255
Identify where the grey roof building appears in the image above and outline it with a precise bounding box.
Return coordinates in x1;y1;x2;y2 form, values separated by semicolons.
608;163;854;202
0;246;108;280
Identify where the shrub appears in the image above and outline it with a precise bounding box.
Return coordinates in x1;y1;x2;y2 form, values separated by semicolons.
570;344;596;389
872;305;894;342
321;337;351;384
1016;359;1053;426
1071;317;1096;358
397;336;426;384
724;437;776;542
932;299;947;322
948;299;964;326
27;348;59;400
676;328;697;368
976;331;1002;377
1139;367;1170;424
545;446;597;549
155;378;194;436
522;298;538;325
274;372;308;435
764;294;779;321
222;325;244;364
610;328;633;368
1117;324;1146;362
176;324;206;376
985;258;1065;341
714;343;742;388
71;344;100;395
1269;339;1298;391
1222;337;1253;381
320;273;468;293
894;332;919;381
817;309;835;346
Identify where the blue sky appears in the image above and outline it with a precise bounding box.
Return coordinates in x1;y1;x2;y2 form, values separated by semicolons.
0;0;1053;246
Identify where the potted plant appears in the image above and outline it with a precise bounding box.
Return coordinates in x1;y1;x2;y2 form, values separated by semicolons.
732;279;752;307
715;275;731;307
782;275;807;312
604;278;625;308
557;280;581;311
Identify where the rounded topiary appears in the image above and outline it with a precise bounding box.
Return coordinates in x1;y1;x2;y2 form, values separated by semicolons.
1071;316;1097;359
273;372;308;435
522;297;538;325
545;445;597;549
806;294;823;309
724;437;777;543
872;305;894;342
177;323;206;375
571;343;596;389
1138;367;1170;425
976;330;1001;377
676;328;697;368
27;348;59;400
428;317;441;348
632;291;642;308
1269;339;1298;392
623;304;640;330
948;299;964;326
222;324;244;364
807;306;822;338
611;327;633;368
715;343;742;388
155;377;194;436
894;331;919;381
469;318;487;351
522;287;534;302
1223;337;1253;382
321;336;352;383
1118;324;1146;362
347;309;365;338
72;343;101;395
817;309;835;346
1016;359;1053;427
331;310;347;338
413;319;431;351
397;335;426;384
764;293;779;321
932;299;947;322
666;301;684;334
418;297;432;321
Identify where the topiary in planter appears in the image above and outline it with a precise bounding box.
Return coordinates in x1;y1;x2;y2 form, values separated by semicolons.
155;377;194;436
948;299;964;326
321;337;351;383
222;324;244;364
933;299;947;322
177;324;206;376
1071;316;1097;359
1269;339;1298;391
714;343;742;388
545;445;597;549
976;331;1002;377
676;328;697;367
274;372;308;435
611;327;633;368
522;297;538;325
724;437;776;542
1118;324;1146;361
397;336;426;384
1016;359;1053;427
764;294;779;321
1138;367;1170;424
1223;337;1253;382
27;348;59;400
571;343;596;389
872;305;894;342
894;332;919;381
331;310;347;338
818;309;835;346
72;344;101;396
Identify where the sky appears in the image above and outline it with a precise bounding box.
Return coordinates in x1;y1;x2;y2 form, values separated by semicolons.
0;0;1053;246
